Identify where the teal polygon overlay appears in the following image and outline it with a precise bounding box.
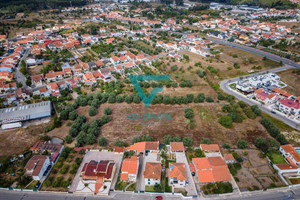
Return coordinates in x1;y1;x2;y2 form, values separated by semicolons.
129;74;171;108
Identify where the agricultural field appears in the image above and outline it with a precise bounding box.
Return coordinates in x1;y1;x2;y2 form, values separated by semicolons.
230;149;285;191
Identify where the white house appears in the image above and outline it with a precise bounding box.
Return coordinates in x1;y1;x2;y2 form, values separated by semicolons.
25;155;50;180
144;162;161;185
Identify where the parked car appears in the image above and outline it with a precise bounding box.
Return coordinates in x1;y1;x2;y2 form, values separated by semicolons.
155;196;163;200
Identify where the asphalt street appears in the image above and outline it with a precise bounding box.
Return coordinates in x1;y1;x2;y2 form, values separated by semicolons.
1;186;300;200
220;65;300;131
209;38;300;69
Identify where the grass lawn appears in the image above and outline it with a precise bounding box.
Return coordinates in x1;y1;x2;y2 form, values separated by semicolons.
26;180;38;189
145;185;155;192
115;179;130;190
229;83;236;89
269;152;286;164
126;182;136;191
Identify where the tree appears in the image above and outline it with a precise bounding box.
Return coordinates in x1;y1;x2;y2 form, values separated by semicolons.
153;184;162;192
88;106;97;116
132;136;141;144
20;60;28;75
237;140;248;149
64;135;72;144
254;137;267;152
201;138;212;144
17;82;23;88
163;135;173;145
26;79;32;86
223;143;231;149
76;132;86;147
85;133;96;145
114;140;124;147
173;136;181;142
206;96;214;102
184;108;194;119
68;111;78;120
183;137;193;146
104;107;112;115
219;116;233;128
142;134;153;141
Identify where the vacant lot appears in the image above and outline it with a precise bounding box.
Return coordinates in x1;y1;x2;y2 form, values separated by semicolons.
277;69;300;96
233;149;285;191
0;123;49;156
46;101;273;148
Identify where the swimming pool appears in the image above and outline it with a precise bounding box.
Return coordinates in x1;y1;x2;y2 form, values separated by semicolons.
296;149;300;154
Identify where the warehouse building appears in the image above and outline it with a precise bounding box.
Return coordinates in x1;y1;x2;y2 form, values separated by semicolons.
0;101;51;125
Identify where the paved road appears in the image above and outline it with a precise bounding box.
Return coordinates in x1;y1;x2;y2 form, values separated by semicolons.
220;65;300;131
209;38;300;69
16;48;31;88
0;190;181;200
1;185;300;200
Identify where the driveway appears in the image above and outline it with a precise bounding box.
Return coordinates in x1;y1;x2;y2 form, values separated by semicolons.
135;156;144;191
175;152;198;196
69;150;123;193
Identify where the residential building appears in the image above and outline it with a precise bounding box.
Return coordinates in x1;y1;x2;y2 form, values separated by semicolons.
25;155;50;180
169;163;187;188
169;142;185;153
126;141;159;154
81;160;116;194
144;162;161;185
192;157;231;183
200;144;220;153
120;156;139;182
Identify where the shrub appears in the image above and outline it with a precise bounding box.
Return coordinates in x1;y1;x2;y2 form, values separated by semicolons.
223;143;231;149
163;135;173;145
206;96;214;102
201;138;212;144
98;137;107;146
184;108;194;119
219;116;233;128
237;140;248;149
104;107;112;115
183;137;193;146
114;140;124;147
88;106;97;116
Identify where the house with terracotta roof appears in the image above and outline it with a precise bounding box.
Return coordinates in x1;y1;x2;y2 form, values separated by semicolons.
25;155;50;180
280;144;300;166
31;74;44;87
30;141;64;163
192;157;231;184
120;156;139;182
144;162;161;185
273;145;300;174
169;163;187;188
200;144;220;153
126;141;159;155
81;160;116;194
223;154;235;164
170;142;185;152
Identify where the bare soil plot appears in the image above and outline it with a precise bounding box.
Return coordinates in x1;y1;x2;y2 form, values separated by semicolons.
233;149;285;190
28;65;44;75
47;102;272;148
277;68;300;96
0;123;50;156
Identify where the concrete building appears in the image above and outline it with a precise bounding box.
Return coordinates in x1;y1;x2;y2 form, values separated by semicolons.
0;101;51;125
